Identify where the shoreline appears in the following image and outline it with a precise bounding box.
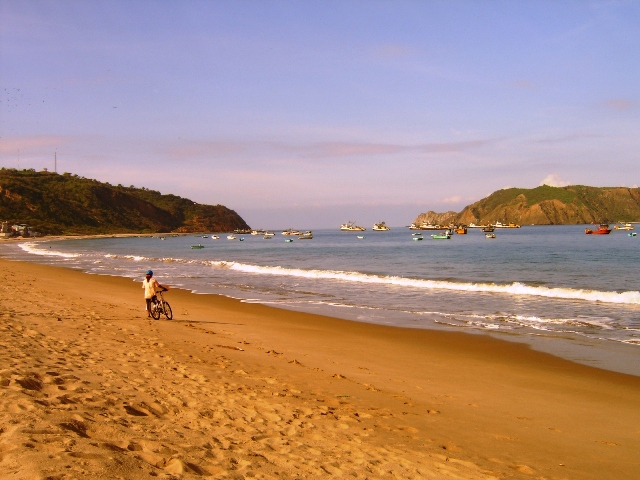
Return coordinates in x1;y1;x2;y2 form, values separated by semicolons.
5;234;640;378
1;257;640;478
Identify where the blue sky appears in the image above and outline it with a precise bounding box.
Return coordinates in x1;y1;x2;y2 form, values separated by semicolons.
1;1;638;228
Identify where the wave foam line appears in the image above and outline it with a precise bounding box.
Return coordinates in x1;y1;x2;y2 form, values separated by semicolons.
19;242;79;258
216;261;640;305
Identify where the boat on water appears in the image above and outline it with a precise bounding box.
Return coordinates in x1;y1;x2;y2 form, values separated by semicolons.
412;236;423;241
356;235;365;239
282;229;303;236
160;236;166;240
420;223;447;230
340;221;366;232
191;244;205;249
285;238;294;243
298;231;313;240
227;235;237;240
482;226;495;233
614;223;635;231
372;222;390;231
493;221;521;228
468;223;487;228
629;232;637;237
234;229;251;235
211;235;220;240
584;224;612;235
251;229;267;236
409;223;422;230
263;231;275;237
455;225;468;234
431;233;452;240
412;232;423;236
485;233;496;239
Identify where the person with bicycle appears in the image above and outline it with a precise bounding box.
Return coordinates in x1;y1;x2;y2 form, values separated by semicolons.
143;270;168;318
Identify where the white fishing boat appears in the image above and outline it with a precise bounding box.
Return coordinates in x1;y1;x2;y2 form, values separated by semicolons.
614;223;634;231
227;234;237;240
282;229;303;236
340;221;366;231
298;231;313;239
211;235;220;240
372;222;390;231
357;235;365;239
485;233;496;239
263;231;275;237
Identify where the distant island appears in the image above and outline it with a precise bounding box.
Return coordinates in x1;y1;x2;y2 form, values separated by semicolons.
0;169;250;235
415;185;640;226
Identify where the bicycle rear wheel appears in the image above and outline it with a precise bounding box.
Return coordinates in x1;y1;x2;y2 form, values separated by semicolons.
163;302;173;320
151;302;161;320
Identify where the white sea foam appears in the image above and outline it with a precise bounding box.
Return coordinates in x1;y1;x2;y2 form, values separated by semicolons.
19;242;79;258
211;260;640;305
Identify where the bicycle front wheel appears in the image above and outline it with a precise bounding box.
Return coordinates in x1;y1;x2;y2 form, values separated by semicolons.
163;302;173;320
151;302;161;320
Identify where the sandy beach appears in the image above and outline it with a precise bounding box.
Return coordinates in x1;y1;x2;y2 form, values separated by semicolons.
1;258;639;479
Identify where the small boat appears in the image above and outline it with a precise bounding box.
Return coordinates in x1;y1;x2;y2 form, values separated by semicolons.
263;231;275;237
493;221;521;228
202;235;209;238
585;224;612;235
372;222;390;231
191;244;205;249
629;232;637;237
211;235;220;240
160;236;166;240
285;238;294;243
282;229;303;236
482;226;495;233
412;232;423;236
409;223;422;230
485;233;496;239
614;223;634;230
298;231;313;240
239;237;245;241
455;226;468;234
413;236;423;241
356;235;365;239
431;233;452;240
227;235;237;240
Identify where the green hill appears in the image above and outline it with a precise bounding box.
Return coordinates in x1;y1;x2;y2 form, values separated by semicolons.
0;169;250;235
415;185;640;226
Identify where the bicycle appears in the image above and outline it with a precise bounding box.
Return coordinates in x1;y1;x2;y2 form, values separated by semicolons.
150;288;173;320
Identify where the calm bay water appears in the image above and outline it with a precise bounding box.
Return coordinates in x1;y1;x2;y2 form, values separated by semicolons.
2;225;639;375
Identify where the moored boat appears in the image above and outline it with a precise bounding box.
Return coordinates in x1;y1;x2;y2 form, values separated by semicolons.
482;226;495;233
340;221;366;231
455;225;467;234
485;233;496;239
412;236;423;241
282;229;303;236
227;234;237;240
629;232;637;237
298;231;313;239
372;222;390;231
431;233;452;239
584;224;612;235
614;223;634;231
191;244;205;249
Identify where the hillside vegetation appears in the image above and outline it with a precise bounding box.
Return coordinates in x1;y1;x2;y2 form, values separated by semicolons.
414;185;640;226
0;169;250;235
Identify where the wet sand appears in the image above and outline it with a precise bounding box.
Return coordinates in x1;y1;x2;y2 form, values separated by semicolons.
1;257;639;479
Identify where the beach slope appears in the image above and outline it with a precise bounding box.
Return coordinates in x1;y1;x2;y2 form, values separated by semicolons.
0;258;638;479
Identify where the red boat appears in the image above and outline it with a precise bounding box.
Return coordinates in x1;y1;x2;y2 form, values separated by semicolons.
585;224;612;234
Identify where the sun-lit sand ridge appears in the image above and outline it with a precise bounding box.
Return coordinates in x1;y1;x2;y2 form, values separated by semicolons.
1;258;639;479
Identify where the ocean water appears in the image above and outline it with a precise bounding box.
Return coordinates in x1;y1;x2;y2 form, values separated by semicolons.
2;225;639;375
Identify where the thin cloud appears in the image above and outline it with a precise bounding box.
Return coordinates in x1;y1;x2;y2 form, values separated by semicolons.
603;99;636;111
540;174;571;187
0;135;67;153
534;133;602;145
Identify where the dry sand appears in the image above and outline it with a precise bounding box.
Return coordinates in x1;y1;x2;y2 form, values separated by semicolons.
0;258;639;479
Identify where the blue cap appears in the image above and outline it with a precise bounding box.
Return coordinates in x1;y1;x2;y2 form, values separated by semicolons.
146;270;153;275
